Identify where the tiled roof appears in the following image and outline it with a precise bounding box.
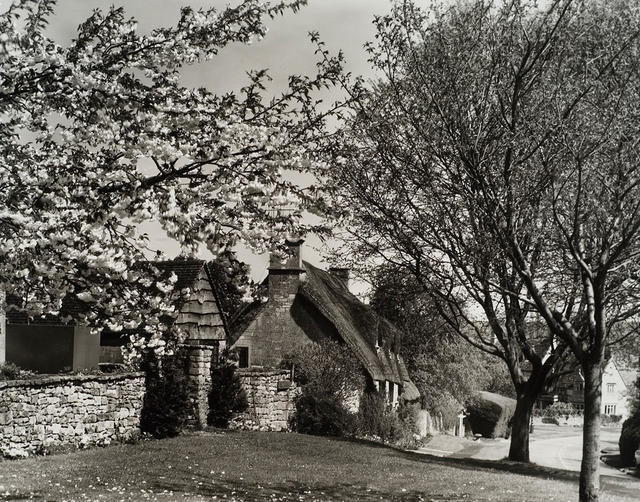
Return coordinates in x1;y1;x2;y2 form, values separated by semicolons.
152;259;206;292
5;294;86;325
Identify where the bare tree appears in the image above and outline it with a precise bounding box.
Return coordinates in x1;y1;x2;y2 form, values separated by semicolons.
325;1;640;499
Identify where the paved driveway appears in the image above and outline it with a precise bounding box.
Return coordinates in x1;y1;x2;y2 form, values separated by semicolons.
457;424;630;478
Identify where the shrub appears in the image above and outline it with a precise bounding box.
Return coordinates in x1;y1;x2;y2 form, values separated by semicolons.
355;391;401;442
291;390;354;437
140;353;191;438
429;394;464;431
281;340;364;402
208;361;248;427
0;362;35;381
601;414;622;426
465;391;516;439
543;402;579;419
619;412;640;466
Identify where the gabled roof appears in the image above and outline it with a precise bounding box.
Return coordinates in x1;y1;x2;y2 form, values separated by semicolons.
152;258;229;337
619;368;637;389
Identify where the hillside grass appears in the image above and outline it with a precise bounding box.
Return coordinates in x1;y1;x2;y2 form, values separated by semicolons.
0;430;637;501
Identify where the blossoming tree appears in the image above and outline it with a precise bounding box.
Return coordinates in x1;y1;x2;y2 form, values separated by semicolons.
0;0;340;355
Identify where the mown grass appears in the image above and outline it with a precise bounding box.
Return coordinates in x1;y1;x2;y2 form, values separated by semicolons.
0;430;637;501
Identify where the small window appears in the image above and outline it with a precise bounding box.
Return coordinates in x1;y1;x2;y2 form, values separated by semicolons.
388;382;395;403
238;347;249;368
604;404;616;415
607;383;615;393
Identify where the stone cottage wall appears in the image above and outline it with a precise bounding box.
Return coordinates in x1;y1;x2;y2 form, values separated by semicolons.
230;369;300;431
0;372;144;457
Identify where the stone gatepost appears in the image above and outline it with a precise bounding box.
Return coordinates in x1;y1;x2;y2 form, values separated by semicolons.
0;290;5;365
180;344;214;429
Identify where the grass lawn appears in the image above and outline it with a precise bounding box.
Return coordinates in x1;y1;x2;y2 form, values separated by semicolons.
0;430;637;501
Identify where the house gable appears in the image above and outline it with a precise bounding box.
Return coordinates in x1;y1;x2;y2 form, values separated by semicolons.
173;266;226;344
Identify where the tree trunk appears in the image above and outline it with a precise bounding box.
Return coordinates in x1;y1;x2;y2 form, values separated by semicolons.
579;362;603;502
508;392;534;462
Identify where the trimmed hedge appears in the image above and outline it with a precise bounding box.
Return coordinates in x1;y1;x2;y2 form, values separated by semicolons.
466;391;516;439
619;412;640;466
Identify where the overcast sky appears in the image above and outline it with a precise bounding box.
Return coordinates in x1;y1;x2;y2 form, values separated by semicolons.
3;0;396;283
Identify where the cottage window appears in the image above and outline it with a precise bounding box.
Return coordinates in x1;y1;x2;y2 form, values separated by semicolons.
604;404;616;415
238;347;249;368
607;383;615;393
388;382;394;404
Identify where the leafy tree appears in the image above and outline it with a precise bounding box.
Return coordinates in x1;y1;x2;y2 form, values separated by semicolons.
206;251;254;323
369;265;513;412
325;1;640;499
283;339;364;403
0;0;340;355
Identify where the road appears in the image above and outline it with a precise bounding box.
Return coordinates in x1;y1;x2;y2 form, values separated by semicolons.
463;424;629;478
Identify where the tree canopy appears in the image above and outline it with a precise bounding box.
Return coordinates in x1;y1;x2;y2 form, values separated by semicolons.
0;0;341;352
325;0;640;498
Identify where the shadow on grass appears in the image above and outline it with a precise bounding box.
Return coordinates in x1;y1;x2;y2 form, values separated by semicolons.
151;474;482;502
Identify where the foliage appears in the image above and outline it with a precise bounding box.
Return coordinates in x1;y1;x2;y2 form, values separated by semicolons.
0;362;34;381
466;392;517;439
542;402;580;419
325;0;640;488
369;265;511;409
354;391;402;443
285;340;363;437
208;359;248;428
619;411;640;466
290;390;354;437
206;252;254;323
282;339;364;403
0;0;342;355
429;394;465;431
600;415;622;426
140;352;190;438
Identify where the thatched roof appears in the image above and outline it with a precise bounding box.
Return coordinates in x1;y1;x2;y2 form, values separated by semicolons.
299;262;417;393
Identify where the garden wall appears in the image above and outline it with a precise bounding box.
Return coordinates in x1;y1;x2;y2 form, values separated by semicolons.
230;369;300;431
0;372;144;457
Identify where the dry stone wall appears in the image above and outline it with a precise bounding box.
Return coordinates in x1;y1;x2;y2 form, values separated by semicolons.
0;372;144;457
230;369;299;431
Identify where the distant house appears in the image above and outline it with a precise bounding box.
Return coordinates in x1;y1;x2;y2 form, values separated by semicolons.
3;294;99;374
539;357;638;419
230;240;420;407
100;258;229;363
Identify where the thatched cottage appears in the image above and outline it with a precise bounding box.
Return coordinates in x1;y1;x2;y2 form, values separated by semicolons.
230;240;419;406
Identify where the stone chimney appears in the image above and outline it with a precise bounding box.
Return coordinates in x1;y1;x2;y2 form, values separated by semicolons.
268;238;304;303
329;267;350;291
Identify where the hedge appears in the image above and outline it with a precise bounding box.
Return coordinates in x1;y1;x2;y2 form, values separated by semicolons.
619;411;640;466
466;391;517;439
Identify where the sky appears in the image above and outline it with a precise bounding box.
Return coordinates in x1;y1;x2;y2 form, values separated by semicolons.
6;0;397;284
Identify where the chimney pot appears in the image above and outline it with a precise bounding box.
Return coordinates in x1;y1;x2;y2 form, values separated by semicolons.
329;267;350;290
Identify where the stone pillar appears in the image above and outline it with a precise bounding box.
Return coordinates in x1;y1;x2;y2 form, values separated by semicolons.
180;344;214;429
0;290;5;365
456;412;466;437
